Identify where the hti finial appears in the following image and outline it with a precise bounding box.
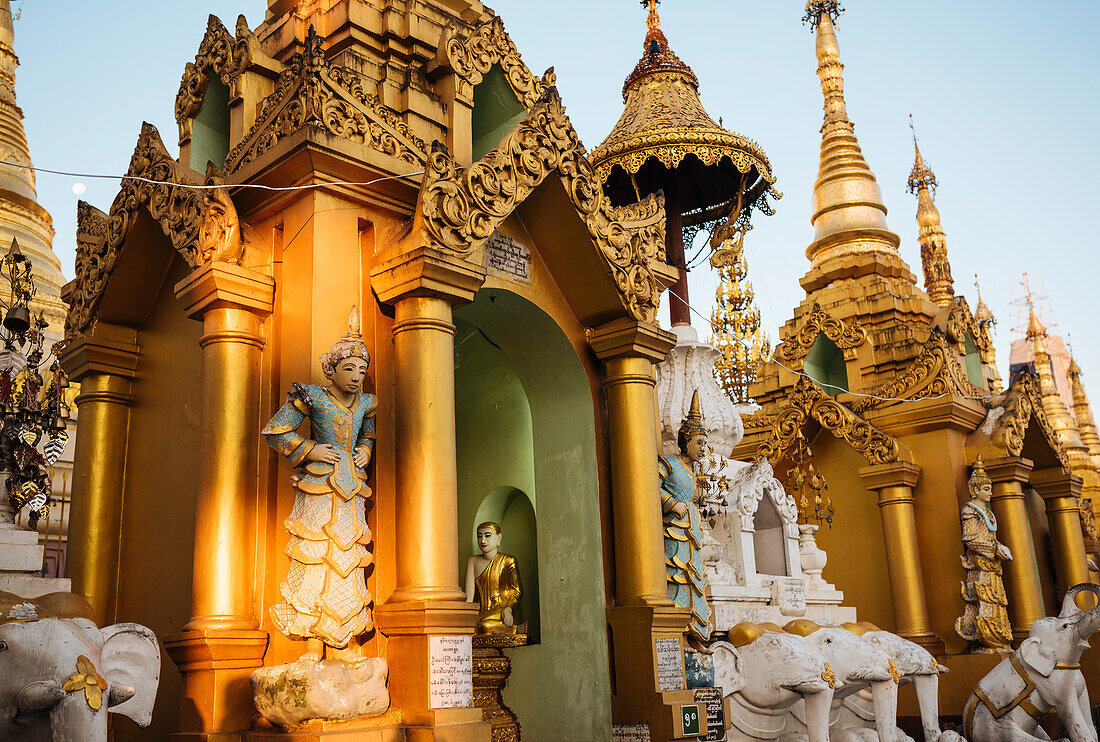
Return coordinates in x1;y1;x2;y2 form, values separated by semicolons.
907;115;937;194
803;1;843;29
642;0;661;32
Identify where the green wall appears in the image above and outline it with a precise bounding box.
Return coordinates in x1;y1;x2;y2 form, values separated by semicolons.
190;77;230;172
471;65;528;160
804;333;848;395
454;290;611;741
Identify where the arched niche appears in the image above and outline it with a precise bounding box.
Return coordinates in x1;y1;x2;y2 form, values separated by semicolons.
752;493;787;577
962;332;986;390
472;486;540;642
190;76;230;171
471;64;527;160
453;288;611;738
804;334;848;395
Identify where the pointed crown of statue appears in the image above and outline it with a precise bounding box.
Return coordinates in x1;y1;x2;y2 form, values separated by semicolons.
678;390;707;445
969;455;992;492
320;306;370;378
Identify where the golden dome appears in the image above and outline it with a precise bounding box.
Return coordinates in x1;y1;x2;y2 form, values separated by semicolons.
591;0;777;222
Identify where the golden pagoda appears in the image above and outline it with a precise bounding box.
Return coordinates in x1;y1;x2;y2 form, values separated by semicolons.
591;0;778;326
734;0;1098;720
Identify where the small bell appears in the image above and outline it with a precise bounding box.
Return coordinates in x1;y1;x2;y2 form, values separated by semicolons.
4;306;29;334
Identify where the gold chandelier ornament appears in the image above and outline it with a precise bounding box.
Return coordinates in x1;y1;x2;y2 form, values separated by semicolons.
710;220;768;404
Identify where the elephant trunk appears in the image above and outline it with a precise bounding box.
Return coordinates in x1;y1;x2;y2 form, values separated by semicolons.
51;694;107;742
16;680;65;715
911;672;942;742
803;685;835;742
1075;605;1100;640
869;679;898;742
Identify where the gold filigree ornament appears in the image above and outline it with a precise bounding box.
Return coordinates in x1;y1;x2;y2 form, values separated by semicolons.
406;88;667;323
786;429;833;525
63;123;244;339
225;27;426;173
435;16;555;109
888;659;900;684
822;662;838;689
988;371;1069;468
62;655;108;711
774;304;868;363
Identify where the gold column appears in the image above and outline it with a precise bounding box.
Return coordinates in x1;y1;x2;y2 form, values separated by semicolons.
371;247;491;739
58;323;140;625
590;318;695;742
164;262;274;739
985;456;1045;639
1031;468;1093;594
859;461;943;652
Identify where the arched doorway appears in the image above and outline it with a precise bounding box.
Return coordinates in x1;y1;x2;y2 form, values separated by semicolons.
453;288;611;740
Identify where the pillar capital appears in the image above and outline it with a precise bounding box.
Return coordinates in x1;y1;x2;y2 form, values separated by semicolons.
174;262;275;319
980;455;1035;485
1030;467;1083;499
58;322;139;381
370;247;487;306
588;318;675;364
858;460;921;491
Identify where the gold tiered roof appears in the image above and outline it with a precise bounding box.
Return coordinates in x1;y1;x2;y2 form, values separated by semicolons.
591;0;777;222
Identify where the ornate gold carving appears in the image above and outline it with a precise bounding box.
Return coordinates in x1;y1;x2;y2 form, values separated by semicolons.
437;16;555;108
774;304;868;363
64;123;244;338
850;328;984;412
988;371;1070;468
226;28;426;173
174;15;255;144
756;376;900;467
408;87;667;323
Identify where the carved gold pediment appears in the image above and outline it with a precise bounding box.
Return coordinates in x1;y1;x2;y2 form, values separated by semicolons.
943;296;991;354
773;304;868;363
63;123;243;339
225;28;427;174
402;86;667;323
175;15;272;145
986;371;1070;468
850;328;985;412
755;376;902;466
434;16;555;108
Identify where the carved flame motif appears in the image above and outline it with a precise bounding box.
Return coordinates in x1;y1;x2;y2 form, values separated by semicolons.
410;88;667;323
774;304;868;363
438;16;556;108
225;28;427;173
63;124;243;339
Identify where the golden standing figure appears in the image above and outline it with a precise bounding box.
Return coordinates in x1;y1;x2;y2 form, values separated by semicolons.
262;307;376;661
465;521;522;635
955;456;1013;652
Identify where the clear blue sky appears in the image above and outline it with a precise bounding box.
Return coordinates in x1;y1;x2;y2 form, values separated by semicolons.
12;1;1100;404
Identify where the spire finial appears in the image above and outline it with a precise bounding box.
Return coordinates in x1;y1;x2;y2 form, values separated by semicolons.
803;1;843;29
643;0;660;33
907;115;937;195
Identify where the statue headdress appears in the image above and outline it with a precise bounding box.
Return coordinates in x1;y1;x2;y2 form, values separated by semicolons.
320;306;370;378
677;390;707;453
968;455;992;492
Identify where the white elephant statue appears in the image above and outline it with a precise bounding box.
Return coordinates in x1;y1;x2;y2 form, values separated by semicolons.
839;622;963;742
964;583;1100;742
0;590;161;742
712;621;837;742
783;619;899;742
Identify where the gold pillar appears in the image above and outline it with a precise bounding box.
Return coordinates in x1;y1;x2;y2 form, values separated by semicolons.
1031;468;1093;595
985;456;1045;639
164;262;274;739
58;323;140;625
859;461;943;652
371;247;491;740
590;318;695;742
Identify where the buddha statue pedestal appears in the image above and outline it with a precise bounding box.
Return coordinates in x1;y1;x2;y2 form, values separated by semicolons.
472;633;525;742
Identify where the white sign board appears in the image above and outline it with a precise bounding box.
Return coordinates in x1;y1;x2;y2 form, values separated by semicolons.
429;635;472;709
772;577;807;616
655;637;686;691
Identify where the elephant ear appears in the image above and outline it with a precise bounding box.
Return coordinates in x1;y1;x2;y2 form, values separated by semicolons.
710;641;745;696
101;622;161;727
1018;638;1056;678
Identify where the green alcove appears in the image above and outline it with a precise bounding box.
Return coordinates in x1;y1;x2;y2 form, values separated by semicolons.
454;289;611;740
963;333;986;390
472;65;527;160
804;334;848;395
190;77;230;172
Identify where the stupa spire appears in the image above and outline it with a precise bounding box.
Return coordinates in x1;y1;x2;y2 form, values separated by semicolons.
972;275;1002;392
802;3;904;278
1067;357;1100;471
907;118;954;307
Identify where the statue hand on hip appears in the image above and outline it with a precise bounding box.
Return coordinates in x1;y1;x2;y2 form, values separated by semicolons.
306;444;341;464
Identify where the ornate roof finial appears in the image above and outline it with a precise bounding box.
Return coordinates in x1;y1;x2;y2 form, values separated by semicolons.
643;0;661;33
974;275;994;323
906;116;953;307
622;0;698;95
802;1;843;30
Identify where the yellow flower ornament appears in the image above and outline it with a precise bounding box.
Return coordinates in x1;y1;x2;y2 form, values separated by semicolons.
62;654;108;711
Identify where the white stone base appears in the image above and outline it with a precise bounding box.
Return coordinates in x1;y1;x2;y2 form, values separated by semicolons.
711;581;856;631
0;572;70;597
0;528;45;571
251;657;390;728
